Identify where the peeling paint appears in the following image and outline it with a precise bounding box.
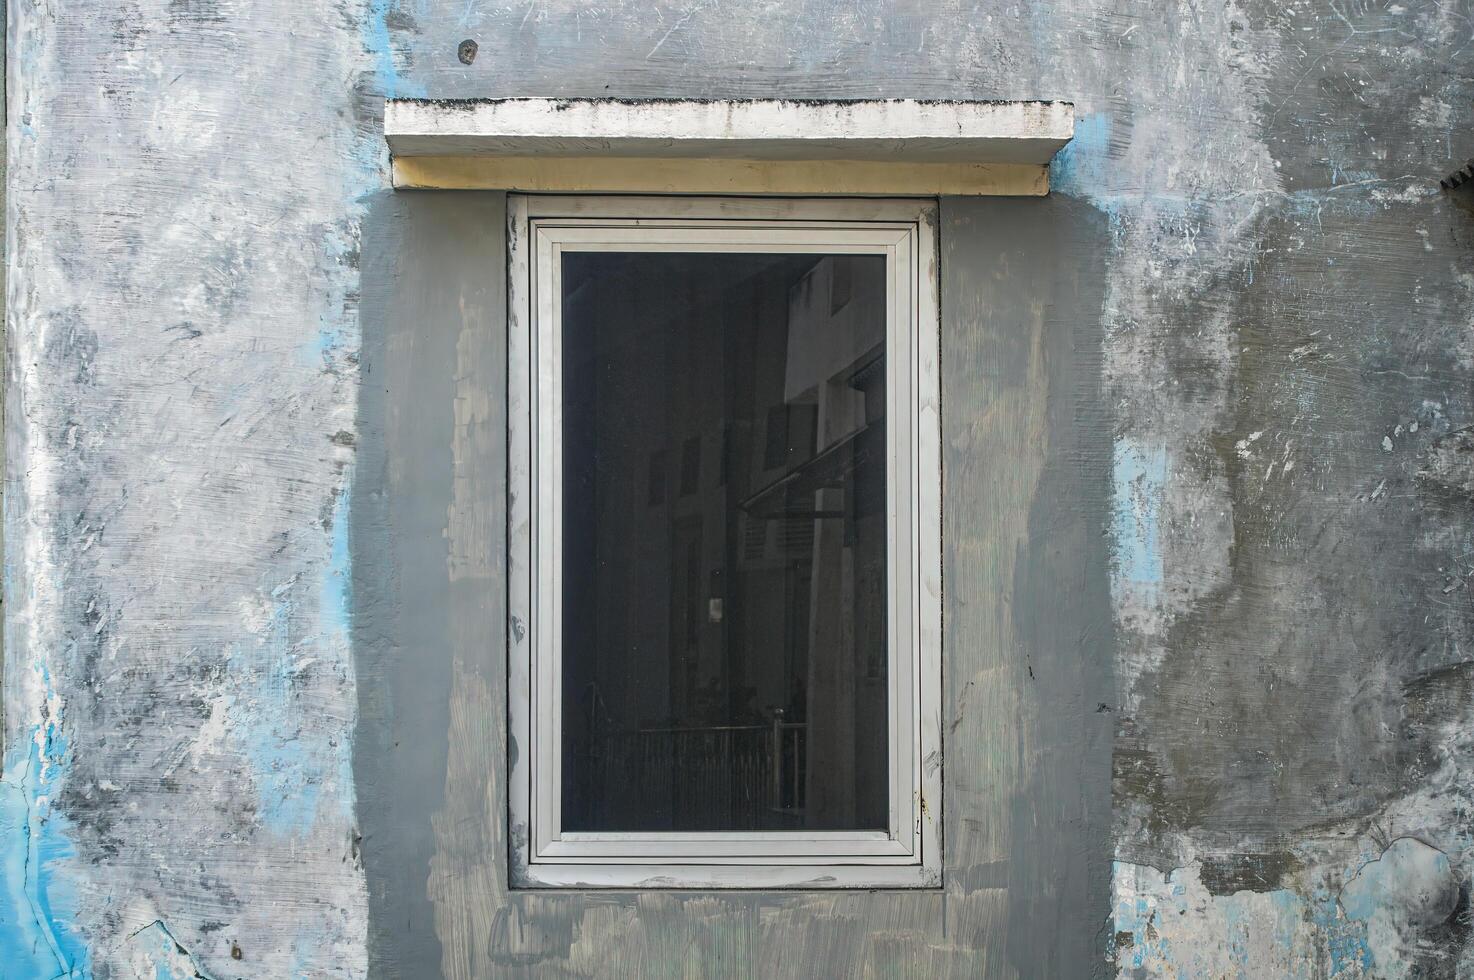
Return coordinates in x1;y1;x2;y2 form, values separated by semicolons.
120;921;215;980
1112;861;1373;979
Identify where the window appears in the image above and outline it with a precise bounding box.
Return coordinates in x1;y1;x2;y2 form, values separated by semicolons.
508;196;941;888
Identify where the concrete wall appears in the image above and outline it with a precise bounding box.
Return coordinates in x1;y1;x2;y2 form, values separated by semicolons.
3;1;1472;977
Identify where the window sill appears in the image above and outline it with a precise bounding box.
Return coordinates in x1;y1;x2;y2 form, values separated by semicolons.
513;862;943;891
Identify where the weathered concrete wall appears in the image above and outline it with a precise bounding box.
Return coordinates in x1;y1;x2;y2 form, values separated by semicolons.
3;1;1473;978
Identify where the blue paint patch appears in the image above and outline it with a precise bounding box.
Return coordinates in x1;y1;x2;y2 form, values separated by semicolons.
1270;889;1304;958
1050;111;1112;203
305;221;363;366
0;401;89;977
0;693;91;976
322;491;352;643
1222;899;1251;971
228;601;325;837
351;0;427;192
1112;439;1167;592
365;0;427;100
321;488;358;827
1307;886;1374;975
299;327;337;369
226;486;358;837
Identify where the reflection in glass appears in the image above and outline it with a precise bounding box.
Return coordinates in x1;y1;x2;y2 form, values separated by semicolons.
561;252;888;833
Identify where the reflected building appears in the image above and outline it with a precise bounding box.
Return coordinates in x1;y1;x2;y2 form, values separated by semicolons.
561;251;889;833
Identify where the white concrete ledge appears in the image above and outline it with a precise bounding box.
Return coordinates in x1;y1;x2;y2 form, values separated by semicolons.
386;98;1075;164
385;97;1075;195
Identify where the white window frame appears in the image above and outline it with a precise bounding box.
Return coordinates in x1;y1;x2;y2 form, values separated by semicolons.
507;195;942;889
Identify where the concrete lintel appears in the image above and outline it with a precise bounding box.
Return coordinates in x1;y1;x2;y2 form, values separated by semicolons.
384;97;1076;167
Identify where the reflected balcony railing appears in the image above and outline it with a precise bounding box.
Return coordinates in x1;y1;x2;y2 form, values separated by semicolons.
588;712;807;830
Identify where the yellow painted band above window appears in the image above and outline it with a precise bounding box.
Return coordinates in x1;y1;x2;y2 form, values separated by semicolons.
392;155;1049;196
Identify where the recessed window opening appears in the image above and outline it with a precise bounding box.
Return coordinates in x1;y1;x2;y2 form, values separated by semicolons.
509;197;941;889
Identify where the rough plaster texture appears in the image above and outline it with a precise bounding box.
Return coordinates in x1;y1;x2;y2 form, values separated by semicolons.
2;0;1473;978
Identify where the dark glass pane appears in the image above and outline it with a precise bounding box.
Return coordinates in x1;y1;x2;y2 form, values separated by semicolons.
560;251;889;833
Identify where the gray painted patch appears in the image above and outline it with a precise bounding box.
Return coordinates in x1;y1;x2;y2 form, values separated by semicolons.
345;191;1115;977
351;189;507;977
